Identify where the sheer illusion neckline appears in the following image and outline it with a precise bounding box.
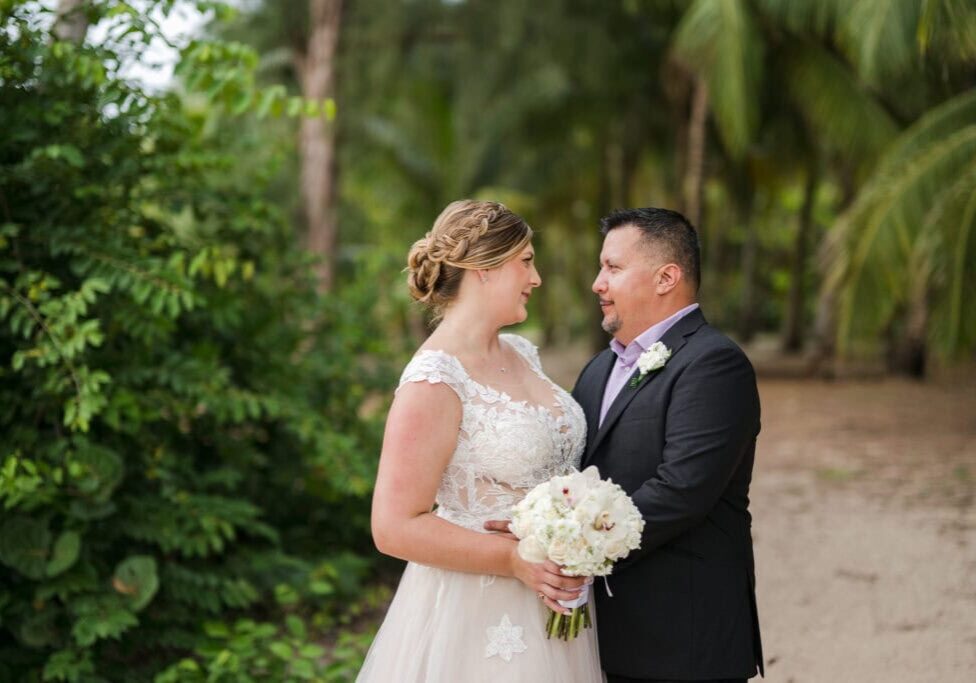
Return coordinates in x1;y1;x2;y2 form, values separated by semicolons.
414;338;565;419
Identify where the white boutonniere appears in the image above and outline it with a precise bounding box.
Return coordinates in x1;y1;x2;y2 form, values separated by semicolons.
629;342;671;388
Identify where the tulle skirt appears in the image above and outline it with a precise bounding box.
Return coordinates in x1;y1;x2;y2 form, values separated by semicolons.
357;562;604;682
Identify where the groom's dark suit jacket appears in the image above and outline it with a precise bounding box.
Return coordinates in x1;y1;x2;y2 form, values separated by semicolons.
573;308;763;681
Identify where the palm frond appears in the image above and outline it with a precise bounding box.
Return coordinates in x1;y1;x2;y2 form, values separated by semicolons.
754;0;847;38
918;0;976;62
361;115;442;198
826;89;976;357
453;63;572;197
671;0;764;160
782;40;899;164
837;0;921;87
933;167;976;354
880;88;976;166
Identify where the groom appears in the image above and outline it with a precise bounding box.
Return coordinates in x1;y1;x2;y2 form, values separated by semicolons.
574;208;762;682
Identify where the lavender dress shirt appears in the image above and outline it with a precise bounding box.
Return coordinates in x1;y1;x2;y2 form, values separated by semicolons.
598;303;700;426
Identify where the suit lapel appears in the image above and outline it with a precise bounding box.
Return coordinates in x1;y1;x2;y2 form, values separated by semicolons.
584;309;707;464
581;350;616;457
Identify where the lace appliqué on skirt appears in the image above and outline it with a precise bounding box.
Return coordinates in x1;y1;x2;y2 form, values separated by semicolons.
484;614;527;662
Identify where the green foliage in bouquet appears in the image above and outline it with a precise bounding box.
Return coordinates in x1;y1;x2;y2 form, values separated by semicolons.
0;2;401;680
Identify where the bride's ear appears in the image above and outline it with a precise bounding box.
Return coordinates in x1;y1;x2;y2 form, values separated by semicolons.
478;270;489;284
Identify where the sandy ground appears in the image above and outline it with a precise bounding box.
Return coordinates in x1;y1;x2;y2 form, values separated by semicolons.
752;378;976;682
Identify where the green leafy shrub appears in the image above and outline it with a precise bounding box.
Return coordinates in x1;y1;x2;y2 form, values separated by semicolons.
0;3;401;680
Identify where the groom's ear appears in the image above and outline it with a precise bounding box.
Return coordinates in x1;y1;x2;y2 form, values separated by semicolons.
655;263;683;294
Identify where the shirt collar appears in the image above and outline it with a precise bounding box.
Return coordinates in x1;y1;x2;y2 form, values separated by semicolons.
609;303;700;367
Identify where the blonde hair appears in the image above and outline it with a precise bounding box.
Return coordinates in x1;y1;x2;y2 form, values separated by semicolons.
406;200;532;317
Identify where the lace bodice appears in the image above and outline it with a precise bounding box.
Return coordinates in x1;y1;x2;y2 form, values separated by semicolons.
397;334;586;532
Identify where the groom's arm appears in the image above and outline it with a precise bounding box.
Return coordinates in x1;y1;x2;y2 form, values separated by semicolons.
616;343;759;569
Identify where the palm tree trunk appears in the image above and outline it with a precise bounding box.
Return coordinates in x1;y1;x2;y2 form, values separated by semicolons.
590;139;614;352
54;0;89;44
297;0;343;292
811;287;837;376
683;77;708;228
886;286;928;378
620;141;639;209
811;164;857;376
782;160;819;352
738;191;758;343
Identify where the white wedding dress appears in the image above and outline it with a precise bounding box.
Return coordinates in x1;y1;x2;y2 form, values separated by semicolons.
357;334;602;682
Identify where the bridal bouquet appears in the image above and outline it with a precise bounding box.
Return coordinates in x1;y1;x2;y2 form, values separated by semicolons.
510;466;644;640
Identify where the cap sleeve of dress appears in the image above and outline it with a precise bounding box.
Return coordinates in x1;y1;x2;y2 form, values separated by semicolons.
396;350;468;401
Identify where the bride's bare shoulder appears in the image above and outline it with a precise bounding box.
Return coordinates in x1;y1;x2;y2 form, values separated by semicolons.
415;331;465;358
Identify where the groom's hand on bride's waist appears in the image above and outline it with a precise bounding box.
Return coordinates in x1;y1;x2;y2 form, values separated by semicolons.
483;519;517;540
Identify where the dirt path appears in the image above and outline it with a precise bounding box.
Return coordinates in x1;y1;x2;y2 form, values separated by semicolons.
753;379;976;682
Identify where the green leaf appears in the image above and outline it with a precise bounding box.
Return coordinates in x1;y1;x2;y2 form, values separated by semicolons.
273;583;299;606
268;640;292;660
42;647;95;683
0;516;51;579
290;658;316;679
203;621;230;638
58;145;85;168
308;579;334;596
285;614;305;639
256;85;286;118
47;530;81;577
70;444;123;503
67;498;116;521
112;555;159;611
231;90;253;115
70;595;138;647
20;606;61;648
298;643;325;658
36;561;99;602
286;96;303;118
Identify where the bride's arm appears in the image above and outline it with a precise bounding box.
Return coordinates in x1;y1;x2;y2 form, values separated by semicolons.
371;381;583;611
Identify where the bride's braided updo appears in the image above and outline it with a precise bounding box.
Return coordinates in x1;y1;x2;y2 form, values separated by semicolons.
407;200;532;317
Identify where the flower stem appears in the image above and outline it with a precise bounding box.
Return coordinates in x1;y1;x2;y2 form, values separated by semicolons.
545;604;592;640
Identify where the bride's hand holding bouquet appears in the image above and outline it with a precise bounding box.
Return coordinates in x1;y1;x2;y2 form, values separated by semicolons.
508;466;644;640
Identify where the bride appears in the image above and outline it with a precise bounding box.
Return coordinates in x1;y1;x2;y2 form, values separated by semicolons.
357;200;602;681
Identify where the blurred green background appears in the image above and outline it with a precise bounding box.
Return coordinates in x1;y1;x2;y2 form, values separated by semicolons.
1;1;974;681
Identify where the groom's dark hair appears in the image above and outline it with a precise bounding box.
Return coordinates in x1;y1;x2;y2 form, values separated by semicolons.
600;207;701;292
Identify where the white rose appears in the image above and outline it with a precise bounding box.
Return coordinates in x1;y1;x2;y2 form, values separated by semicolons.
517;535;548;563
548;538;572;565
604;536;631;559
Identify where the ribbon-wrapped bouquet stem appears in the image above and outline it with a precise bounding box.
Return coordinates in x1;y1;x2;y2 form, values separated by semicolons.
510;466;644;640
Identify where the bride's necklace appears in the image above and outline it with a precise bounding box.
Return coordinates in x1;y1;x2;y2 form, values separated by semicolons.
473;360;526;388
470;352;510;375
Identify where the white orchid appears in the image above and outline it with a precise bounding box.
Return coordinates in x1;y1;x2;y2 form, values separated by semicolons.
511;467;644;578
